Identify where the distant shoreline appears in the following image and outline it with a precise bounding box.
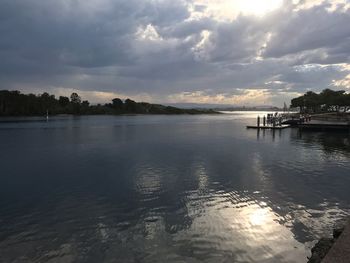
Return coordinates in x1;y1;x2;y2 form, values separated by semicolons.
0;90;220;117
0;112;222;121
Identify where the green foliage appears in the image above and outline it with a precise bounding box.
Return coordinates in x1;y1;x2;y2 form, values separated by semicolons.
0;90;219;116
291;89;350;113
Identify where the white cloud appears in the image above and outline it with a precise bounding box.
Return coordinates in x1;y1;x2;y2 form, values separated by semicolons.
136;24;163;41
332;74;350;89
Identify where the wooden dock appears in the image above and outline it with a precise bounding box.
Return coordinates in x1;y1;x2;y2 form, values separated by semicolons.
247;113;292;130
246;124;291;129
299;120;350;131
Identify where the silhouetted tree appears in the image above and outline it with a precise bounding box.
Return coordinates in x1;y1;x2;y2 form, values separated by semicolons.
70;93;81;104
58;96;70;107
69;93;81;114
124;98;138;113
112;98;123;111
81;100;89;107
291;89;350;113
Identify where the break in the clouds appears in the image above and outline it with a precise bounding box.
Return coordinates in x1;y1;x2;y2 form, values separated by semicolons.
0;0;349;105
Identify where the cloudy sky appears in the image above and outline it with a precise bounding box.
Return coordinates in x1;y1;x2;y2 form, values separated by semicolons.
0;0;349;106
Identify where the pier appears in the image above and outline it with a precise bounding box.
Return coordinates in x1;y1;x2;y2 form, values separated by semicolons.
247;124;291;129
299;120;350;131
299;113;350;131
247;112;350;131
246;113;293;130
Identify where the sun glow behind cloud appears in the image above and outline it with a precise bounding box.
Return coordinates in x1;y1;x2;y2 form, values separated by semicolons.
191;0;283;20
236;0;283;16
166;89;272;105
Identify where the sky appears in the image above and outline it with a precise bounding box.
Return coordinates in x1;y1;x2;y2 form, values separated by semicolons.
0;0;349;106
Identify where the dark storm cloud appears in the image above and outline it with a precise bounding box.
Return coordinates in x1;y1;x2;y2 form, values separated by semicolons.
199;16;268;62
263;2;350;63
0;0;142;71
0;0;349;104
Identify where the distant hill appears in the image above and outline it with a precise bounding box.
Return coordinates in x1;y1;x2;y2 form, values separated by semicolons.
166;103;234;109
216;106;282;111
167;103;281;111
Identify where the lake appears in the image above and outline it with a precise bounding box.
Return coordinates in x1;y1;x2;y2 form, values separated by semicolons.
1;113;350;263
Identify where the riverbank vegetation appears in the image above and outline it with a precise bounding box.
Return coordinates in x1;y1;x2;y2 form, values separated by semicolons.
0;90;218;116
291;89;350;113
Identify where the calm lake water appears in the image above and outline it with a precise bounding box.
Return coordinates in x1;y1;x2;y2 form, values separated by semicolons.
1;112;350;263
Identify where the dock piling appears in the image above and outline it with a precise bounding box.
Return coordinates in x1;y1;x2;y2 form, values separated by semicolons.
247;112;292;129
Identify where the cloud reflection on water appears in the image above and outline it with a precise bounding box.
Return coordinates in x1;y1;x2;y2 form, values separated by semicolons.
1;115;350;262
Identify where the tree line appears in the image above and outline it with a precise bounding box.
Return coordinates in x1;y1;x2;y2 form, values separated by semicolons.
0;90;217;116
291;89;350;113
